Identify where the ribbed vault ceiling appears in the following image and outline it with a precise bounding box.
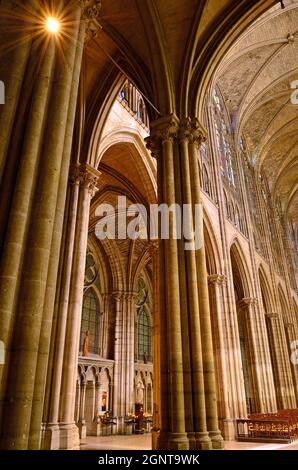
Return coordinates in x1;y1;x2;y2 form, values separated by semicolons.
216;0;298;224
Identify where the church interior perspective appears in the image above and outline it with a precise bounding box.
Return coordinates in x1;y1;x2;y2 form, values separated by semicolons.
0;0;298;452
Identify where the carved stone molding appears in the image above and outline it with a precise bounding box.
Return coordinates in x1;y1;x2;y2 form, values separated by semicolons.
111;291;137;302
146;115;206;158
189;118;207;146
264;312;279;319
208;274;226;286
178;117;192;142
238;297;258;310
145;114;179;158
69;163;101;197
81;0;102;42
284;322;294;329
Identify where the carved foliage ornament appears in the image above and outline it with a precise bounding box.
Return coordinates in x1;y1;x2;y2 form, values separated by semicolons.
81;0;101;19
69;163;101;197
146;116;206;158
81;0;102;41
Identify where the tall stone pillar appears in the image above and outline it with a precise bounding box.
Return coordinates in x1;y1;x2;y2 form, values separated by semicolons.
0;25;56;415
92;377;102;436
78;378;87;439
188;119;224;449
112;292;136;434
75;379;81;424
0;0;36;182
147;115;189;450
41;177;81;450
28;19;87;450
149;241;161;450
178;119;211;450
58;164;100;449
238;298;264;413
208;275;235;440
284;323;298;403
265;312;296;408
146;115;224;450
0;4;82;450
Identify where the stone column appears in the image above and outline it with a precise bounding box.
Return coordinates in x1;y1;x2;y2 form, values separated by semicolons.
179;119;211;450
188;119;224;449
0;0;37;181
41;176;81;450
75;379;81;424
0;5;82;449
238;298;264;413
58;165;100;449
284;322;298;403
265;312;295;409
92;377;101;436
0;29;56;415
149;141;170;450
173;136;196;450
147;115;189;450
208;275;235;440
28;19;87;449
149;241;161;450
205;102;247;421
101;294;111;358
112;292;136;434
78;378;87;439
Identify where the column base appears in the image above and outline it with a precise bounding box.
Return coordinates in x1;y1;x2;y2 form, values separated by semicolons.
167;432;189;450
209;430;225;449
116;417;133;435
89;418;101;437
195;432;212;450
220;419;236;441
187;432;197;450
41;423;60;450
59;423;80;449
156;430;169;450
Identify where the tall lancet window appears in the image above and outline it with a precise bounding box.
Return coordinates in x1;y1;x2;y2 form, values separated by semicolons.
138;308;151;362
135;277;152;363
80;288;100;355
212;88;236;188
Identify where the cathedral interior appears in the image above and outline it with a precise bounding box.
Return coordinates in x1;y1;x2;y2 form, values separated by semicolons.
0;0;297;451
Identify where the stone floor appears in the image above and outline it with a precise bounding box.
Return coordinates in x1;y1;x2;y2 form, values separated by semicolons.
81;435;298;451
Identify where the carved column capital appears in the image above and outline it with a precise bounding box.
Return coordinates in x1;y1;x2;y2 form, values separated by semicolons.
238;297;258;310
189;118;207;146
145;114;179;158
124;292;138;302
208;274;226;286
178;117;192;142
69;163;101;197
112;291;137;302
264;312;278;319
111;291;123;302
284;322;294;330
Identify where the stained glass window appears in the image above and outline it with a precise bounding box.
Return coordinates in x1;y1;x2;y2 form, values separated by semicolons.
138;308;152;362
80;289;100;355
212;88;236;187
